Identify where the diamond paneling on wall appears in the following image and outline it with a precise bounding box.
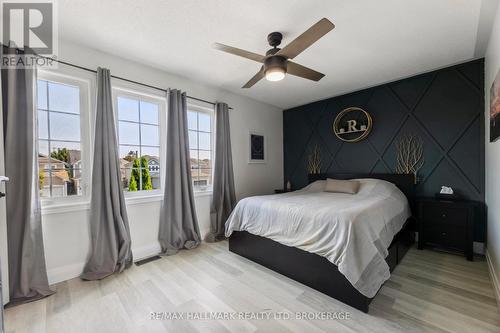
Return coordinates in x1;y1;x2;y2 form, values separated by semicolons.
283;59;485;241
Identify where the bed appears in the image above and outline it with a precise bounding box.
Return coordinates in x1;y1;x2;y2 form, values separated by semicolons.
226;173;415;313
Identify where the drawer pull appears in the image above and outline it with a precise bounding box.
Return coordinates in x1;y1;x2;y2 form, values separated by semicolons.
441;213;447;218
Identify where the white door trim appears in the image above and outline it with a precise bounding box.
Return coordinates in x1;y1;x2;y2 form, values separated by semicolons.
0;74;9;305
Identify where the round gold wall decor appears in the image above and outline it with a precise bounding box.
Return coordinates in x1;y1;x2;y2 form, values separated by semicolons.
333;107;373;143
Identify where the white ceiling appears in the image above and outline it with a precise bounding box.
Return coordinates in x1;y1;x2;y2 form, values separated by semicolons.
58;0;495;109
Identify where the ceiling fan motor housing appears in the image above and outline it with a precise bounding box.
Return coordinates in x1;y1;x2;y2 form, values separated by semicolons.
264;56;287;74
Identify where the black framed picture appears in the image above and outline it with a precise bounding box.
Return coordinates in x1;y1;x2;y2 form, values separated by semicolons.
249;131;265;163
490;68;500;142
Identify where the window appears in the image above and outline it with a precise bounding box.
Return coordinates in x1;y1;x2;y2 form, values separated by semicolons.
116;94;161;192
37;78;87;198
188;107;213;190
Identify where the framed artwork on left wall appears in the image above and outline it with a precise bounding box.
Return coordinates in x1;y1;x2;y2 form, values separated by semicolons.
249;131;266;163
490;68;500;142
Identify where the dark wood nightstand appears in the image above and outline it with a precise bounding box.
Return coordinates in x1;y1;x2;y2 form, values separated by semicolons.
274;189;293;194
417;198;477;261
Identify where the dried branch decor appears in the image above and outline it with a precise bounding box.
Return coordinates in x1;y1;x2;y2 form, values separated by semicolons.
395;134;424;184
308;145;322;174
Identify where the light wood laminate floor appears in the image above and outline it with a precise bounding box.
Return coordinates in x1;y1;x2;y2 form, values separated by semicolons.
4;242;500;333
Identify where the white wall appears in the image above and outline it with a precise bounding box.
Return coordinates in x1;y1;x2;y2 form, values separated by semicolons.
485;2;500;306
42;40;283;284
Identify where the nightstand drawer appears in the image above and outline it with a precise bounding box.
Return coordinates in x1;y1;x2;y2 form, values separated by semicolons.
423;205;467;227
417;198;477;261
423;224;466;250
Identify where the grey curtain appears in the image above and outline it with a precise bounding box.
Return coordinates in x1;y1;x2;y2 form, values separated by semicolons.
1;47;53;304
159;89;201;255
81;68;132;280
206;103;236;242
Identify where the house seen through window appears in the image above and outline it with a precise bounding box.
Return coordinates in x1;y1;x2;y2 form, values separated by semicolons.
116;95;161;192
188;109;213;190
36;79;83;198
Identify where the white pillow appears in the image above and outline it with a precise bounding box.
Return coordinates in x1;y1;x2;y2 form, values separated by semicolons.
300;180;326;192
324;178;360;194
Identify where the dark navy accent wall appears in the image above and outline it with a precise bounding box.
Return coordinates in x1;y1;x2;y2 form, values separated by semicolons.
283;59;485;241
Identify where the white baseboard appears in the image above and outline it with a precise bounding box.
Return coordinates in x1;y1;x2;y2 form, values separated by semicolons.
46;242;161;285
132;242;161;261
47;262;85;285
486;250;500;312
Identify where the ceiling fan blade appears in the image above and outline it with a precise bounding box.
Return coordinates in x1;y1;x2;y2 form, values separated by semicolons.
242;68;265;88
287;61;325;81
277;18;334;59
212;42;265;63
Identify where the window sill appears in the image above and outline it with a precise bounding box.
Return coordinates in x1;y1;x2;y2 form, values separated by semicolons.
41;201;91;215
40;190;213;214
193;190;213;197
125;193;163;205
125;190;212;205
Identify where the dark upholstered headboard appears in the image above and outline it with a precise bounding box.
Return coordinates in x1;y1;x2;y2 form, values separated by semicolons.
308;173;415;213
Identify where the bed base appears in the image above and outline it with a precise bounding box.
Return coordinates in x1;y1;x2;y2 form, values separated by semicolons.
228;218;415;313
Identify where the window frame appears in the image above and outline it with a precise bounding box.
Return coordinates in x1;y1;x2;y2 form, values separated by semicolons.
112;83;166;199
187;103;215;193
37;68;93;207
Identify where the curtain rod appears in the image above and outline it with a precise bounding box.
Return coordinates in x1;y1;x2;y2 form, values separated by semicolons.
46;57;233;110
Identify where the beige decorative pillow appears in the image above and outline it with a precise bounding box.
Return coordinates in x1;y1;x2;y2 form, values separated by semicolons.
324;178;360;194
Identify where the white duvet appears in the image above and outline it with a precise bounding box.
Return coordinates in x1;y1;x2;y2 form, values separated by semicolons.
225;178;410;298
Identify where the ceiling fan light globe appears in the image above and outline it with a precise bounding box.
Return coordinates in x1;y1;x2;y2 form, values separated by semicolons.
263;55;287;82
265;68;286;81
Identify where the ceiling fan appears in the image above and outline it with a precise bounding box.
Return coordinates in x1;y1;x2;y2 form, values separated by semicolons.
213;18;334;88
